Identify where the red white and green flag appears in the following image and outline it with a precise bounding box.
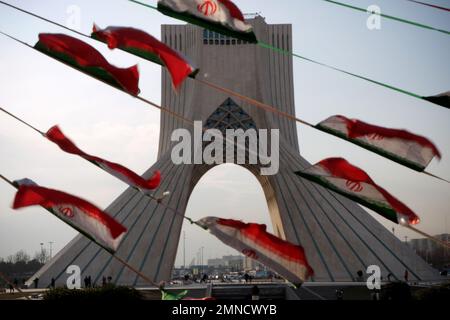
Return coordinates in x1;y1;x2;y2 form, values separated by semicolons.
92;25;198;90
197;217;314;285
422;91;450;109
34;33;140;96
316;115;441;172
157;0;257;43
295;158;420;226
46;126;161;192
12;179;127;252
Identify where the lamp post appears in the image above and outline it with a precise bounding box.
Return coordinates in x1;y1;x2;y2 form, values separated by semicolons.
183;231;186;270
40;242;44;263
48;241;54;259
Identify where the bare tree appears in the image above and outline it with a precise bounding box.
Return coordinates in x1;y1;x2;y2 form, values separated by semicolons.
33;248;49;264
14;250;30;264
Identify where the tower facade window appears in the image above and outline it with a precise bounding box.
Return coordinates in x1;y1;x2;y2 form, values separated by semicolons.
202;29;249;45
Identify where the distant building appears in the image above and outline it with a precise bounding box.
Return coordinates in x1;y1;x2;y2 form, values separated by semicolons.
244;256;264;271
222;255;244;270
207;258;225;267
204;255;245;273
409;234;449;269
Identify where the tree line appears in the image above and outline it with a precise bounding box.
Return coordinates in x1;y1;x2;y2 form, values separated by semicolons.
0;249;48;287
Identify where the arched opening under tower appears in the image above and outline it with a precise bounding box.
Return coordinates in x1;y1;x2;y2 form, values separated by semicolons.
173;163;283;275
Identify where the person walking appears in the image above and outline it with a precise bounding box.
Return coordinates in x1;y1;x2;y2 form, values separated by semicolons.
251;285;260;300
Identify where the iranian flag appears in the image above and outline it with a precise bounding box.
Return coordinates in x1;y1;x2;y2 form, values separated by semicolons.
12;179;127;252
422;91;450;109
46;126;161;192
316;115;441;172
295;158;420;225
92;25;198;89
157;0;257;43
197;217;314;285
34;33;140;96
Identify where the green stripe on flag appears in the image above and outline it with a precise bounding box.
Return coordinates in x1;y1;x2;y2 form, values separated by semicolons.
34;42;127;94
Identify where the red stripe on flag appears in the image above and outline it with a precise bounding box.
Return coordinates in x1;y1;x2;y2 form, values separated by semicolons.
217;218;314;276
45;126;161;190
91;25;196;89
217;0;246;21
12;185;126;239
318;158;420;225
335;115;441;159
36;33;140;95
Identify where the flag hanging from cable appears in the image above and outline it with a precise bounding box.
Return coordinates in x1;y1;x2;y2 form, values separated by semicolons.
12;178;127;252
34;33;140;95
157;0;257;43
295;158;420;226
91;24;198;90
316;115;441;172
46;125;161;191
197;217;314;285
422;91;450;109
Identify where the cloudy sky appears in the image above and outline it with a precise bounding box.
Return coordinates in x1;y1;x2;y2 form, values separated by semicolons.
0;0;449;267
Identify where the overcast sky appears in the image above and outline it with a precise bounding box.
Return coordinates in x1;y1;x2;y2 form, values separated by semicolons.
0;0;449;267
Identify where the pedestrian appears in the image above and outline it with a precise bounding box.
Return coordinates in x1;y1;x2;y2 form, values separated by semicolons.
251;285;260;300
356;270;364;282
336;289;344;300
50;278;56;289
387;273;394;282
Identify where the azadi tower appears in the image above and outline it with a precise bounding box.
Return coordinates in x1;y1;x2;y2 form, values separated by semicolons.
29;17;439;287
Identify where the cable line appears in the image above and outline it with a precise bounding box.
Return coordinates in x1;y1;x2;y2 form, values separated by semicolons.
405;0;450;12
322;0;450;35
0;28;447;183
125;0;448;109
